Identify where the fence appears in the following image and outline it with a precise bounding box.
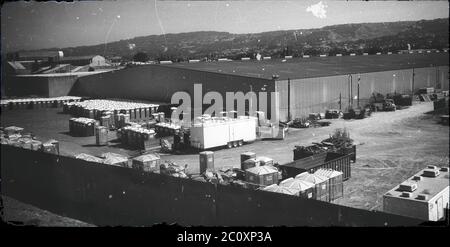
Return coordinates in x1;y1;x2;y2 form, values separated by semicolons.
1;145;425;226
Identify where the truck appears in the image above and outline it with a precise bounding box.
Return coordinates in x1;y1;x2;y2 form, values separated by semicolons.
189;116;257;150
370;93;396;111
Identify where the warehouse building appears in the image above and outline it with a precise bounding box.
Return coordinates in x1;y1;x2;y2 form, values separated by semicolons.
383;166;449;222
71;53;449;121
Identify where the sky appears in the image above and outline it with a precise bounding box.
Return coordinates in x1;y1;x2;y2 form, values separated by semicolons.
1;0;449;52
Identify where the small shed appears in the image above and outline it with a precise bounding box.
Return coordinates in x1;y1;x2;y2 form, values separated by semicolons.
279;177;315;199
260;184;298;196
245;165;279;186
132;154;161;173
101;152;129;167
295;172;329;202
314;169;344;201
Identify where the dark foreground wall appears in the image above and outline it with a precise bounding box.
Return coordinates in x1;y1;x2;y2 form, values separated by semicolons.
1;145;425;226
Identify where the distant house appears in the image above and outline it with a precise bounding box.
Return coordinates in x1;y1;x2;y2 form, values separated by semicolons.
59;55;110;67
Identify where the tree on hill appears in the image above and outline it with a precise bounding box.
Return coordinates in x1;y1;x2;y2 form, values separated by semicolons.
133;51;149;62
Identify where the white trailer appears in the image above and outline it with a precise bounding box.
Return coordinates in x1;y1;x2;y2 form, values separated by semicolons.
189;117;257;150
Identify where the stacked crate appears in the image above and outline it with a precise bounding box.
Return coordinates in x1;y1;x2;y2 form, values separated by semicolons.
62;99;159;127
69;117;98;137
120;126;156;150
1;96;81;111
154;122;181;136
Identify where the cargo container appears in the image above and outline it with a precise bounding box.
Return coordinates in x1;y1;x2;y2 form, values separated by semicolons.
132;154;161;173
295;172;329;202
279;177;315;199
279;152;352;181
95;126;108;146
314;169;344;201
199;151;214;174
293;145;327;161
189;117;257;150
245;165;279;186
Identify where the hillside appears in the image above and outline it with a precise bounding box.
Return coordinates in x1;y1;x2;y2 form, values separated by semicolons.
33;18;450;61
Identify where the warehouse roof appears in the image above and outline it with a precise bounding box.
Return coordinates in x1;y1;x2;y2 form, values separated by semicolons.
160;53;449;80
384;166;449;202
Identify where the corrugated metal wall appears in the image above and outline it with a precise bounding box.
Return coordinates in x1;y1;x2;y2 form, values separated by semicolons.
72;65;274;118
277;66;449;121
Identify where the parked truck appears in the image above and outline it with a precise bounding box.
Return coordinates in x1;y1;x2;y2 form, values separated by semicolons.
370;93;396;111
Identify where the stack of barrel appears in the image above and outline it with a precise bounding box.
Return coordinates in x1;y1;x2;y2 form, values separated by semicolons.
62;99;159;127
69;117;98;137
154;121;181;137
1;96;82;111
119;126;156;150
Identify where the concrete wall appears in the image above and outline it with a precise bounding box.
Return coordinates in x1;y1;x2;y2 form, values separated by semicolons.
47;75;78;97
277;66;449;121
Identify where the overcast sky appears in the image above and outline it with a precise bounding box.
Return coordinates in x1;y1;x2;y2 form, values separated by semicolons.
1;0;449;52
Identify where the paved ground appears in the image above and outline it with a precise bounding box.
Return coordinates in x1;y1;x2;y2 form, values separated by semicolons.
1;101;448;225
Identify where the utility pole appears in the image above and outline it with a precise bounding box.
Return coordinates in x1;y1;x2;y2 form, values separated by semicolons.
249;84;253;116
339;92;342;110
412;67;415;96
348;74;353;108
357;74;360;108
287;78;291;121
